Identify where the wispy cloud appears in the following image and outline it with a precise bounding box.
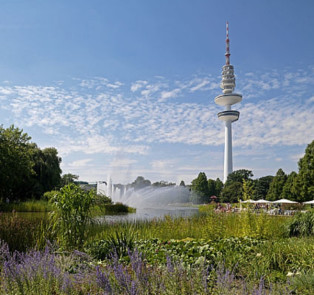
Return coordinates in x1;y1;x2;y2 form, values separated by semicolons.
131;80;148;92
0;67;313;182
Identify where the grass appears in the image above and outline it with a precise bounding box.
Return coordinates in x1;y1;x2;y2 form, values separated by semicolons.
86;210;287;243
0;199;135;216
0;199;53;212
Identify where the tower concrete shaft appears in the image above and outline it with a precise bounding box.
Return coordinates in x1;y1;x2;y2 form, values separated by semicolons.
214;22;242;183
224;120;233;182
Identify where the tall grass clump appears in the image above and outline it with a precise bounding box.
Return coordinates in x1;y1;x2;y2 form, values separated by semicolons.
288;211;314;237
0;212;49;252
48;184;95;249
0;199;52;212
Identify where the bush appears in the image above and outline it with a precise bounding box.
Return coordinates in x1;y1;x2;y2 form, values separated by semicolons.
48;184;96;249
288;211;314;237
87;226;136;260
104;202;131;214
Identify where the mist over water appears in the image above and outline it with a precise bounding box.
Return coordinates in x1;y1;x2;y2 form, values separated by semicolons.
97;181;191;208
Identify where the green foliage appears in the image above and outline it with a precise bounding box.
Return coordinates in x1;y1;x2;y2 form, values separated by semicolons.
0;200;52;212
48;184;96;249
254;175;274;200
86;210;286;244
214;178;223;197
0;213;49;251
289;271;314;294
152;180;176;187
103;202;133;214
134;236;263;268
191;173;224;203
191;172;209;203
225;169;253;186
207;178;216;197
288;211;314;237
60;173;79;186
293;140;314;201
247;237;314;281
266;168;287;201
242;179;255;201
220;181;242;203
281;171;298;200
31;147;62;198
87;226;136;260
0;125;34;202
0;125;62;202
220;170;254;203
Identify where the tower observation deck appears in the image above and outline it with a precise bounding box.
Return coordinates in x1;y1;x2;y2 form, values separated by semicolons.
214;22;242;183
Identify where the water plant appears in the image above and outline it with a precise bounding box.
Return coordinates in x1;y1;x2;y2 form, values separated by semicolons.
48;184;96;249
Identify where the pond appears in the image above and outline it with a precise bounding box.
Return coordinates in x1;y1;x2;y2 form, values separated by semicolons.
96;206;199;223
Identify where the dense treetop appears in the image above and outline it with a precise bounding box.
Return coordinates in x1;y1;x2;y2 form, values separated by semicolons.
0;125;62;202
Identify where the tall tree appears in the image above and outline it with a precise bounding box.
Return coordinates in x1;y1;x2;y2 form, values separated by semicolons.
207;179;216;197
61;173;79;186
131;176;151;190
220;182;242;203
254;175;274;200
191;172;209;203
292;140;314;201
220;170;253;203
266;168;287;201
179;180;185;186
34;147;62;193
215;178;223;198
0;125;34;202
225;169;253;186
242;179;255;201
281;171;298;201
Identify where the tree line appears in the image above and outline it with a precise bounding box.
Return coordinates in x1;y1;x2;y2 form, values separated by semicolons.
191;140;314;203
1;124;313;204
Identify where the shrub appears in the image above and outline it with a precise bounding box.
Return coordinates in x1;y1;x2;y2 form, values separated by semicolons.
48;184;96;249
87;225;137;260
104;202;130;214
288;211;314;237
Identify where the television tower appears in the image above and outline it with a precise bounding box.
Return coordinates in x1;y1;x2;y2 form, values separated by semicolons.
214;22;242;183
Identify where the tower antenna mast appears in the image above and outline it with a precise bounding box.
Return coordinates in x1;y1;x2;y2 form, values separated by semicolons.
225;21;230;65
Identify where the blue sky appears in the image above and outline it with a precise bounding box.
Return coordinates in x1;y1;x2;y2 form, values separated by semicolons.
0;0;313;184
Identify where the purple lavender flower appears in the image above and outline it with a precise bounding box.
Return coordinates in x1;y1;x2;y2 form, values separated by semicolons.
166;255;174;273
96;266;112;294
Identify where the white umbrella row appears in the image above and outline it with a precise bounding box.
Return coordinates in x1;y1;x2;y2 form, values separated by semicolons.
303;200;314;204
240;199;314;204
240;198;298;204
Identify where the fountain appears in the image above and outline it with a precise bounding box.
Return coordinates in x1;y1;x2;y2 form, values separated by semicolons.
96;178;191;208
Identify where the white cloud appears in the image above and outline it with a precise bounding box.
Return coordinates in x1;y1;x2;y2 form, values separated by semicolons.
151;160;175;169
159;88;181;101
190;79;210;92
308;96;314;103
110;158;137;168
68;158;93;167
131;80;148;92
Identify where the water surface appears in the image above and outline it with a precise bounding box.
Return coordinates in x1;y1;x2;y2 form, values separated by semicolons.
96;206;199;223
